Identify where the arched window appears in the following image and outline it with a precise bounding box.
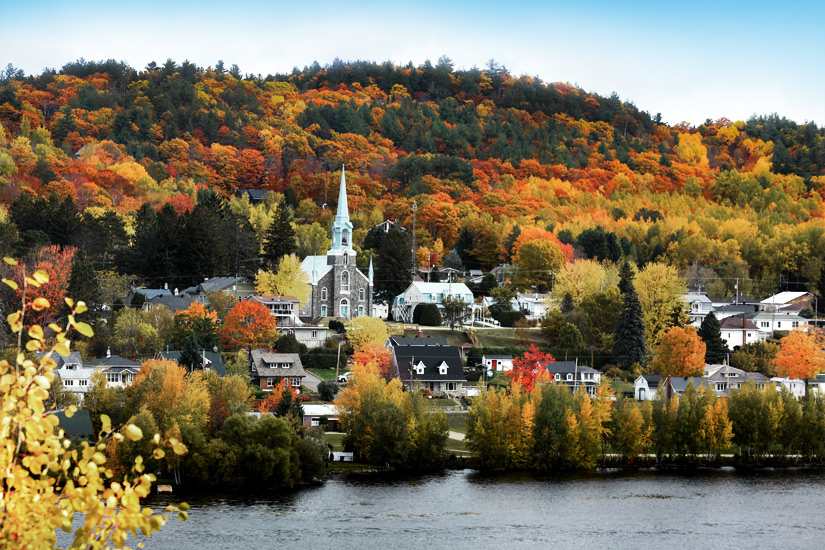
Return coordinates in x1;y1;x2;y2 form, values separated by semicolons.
340;299;349;318
342;229;349;247
321;287;328;301
344;254;349;266
359;288;365;301
341;271;350;292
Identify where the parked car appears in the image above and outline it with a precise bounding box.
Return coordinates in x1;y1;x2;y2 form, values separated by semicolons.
338;372;353;384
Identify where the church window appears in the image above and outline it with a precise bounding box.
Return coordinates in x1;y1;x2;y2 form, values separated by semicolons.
340;299;349;318
359;288;365;301
321;287;328;301
342;229;349;247
341;271;350;292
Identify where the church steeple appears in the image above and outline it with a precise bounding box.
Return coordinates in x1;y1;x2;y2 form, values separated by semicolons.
329;165;354;254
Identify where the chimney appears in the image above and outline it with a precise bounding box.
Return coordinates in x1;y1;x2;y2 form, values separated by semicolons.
417;330;423;338
106;347;111;358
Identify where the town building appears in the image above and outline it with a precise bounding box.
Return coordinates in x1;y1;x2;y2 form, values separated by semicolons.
301;167;372;320
249;350;307;393
545;361;602;395
392;281;474;324
634;374;663;401
704;364;769;395
482;354;514;372
390;345;466;396
85;352;141;389
719;315;765;348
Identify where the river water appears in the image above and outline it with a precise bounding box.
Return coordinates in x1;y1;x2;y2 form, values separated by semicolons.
59;468;825;549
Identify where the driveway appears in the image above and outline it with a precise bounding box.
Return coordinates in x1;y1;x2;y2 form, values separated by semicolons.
303;371;323;392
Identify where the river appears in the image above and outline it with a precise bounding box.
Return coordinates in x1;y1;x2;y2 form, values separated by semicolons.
58;468;825;549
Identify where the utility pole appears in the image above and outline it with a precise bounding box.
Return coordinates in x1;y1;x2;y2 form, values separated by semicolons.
411;200;417;277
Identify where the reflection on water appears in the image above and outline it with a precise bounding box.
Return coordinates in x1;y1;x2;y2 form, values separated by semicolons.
57;468;825;549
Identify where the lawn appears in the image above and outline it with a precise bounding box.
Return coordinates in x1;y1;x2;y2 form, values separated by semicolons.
403;328;469;346
324;432;345;451
473;328;552;348
308;368;346;380
428;398;458;407
445;411;468;434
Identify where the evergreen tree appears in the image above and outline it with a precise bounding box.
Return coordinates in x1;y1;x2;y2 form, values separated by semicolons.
698;312;728;364
178;333;204;372
560;293;575;314
613;282;646;367
262;205;296;268
618;261;636;294
374;227;412;305
63;248;101;321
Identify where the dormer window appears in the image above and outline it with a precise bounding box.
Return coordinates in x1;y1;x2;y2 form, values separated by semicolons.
415;361;426;375
554;373;560;381
438;362;448;375
566;373;573;381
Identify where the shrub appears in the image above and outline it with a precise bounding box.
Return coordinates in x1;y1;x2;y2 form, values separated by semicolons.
328;319;345;333
415;303;442;326
318;380;339;402
496;310;526;327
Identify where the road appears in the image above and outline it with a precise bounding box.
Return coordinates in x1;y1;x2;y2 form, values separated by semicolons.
303;371;323;392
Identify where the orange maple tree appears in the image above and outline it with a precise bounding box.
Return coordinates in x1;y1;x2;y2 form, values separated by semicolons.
8;245;76;327
775;329;825;381
507;344;554;392
651;326;706;377
220;299;277;351
352;343;392;377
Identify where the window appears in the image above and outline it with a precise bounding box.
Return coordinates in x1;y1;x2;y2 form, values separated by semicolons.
267;378;274;388
321;287;328;301
777;322;781;328
342;229;349;247
340;299;349;318
312;330;318;338
359;288;365;301
715;383;725;391
446;382;456;392
566;374;573;381
65;379;74;386
344;254;349;266
311;418;319;427
291;377;301;387
321;305;327;317
106;373;119;383
79;379;88;386
415;361;426;375
554;374;560;381
341;271;349;293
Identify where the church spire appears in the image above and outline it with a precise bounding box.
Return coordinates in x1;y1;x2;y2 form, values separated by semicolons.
329;165;354;254
368;254;374;286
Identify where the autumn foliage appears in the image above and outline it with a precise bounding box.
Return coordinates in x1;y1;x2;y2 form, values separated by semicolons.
507;344;554;392
220;299;277;350
652;326;707;377
775;329;825;381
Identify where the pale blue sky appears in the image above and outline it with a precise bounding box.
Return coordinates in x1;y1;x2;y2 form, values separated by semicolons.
3;0;823;125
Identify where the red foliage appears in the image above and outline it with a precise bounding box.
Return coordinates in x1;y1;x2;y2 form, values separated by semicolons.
11;245;76;327
506;344;555;392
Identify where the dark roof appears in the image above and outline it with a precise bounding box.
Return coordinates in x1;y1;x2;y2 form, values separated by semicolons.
714;304;758;316
250;350;306;379
482;355;513;360
51;409;94;438
159;350;227;376
235;189;268;202
37;350;82;369
133;288;172;300
393;345;465;382
146;294;195;313
668;377;708;393
85;354;140;369
639;374;662;385
188;276;252;295
719;316;758;330
543;361;600;375
388;336;448;347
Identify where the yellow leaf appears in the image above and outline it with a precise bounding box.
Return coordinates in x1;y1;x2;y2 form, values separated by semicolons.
26;277;40;288
32;297;50;311
32;269;49;284
25;340;41;351
7;311;22;333
3;257;18;265
153;448;165;460
74;322;94;338
75;301;88;314
28;325;44;341
66;405;77;418
48;323;62;333
54;342;71;357
124;424;143;441
2;278;17;290
64;297;75;308
100;414;112;433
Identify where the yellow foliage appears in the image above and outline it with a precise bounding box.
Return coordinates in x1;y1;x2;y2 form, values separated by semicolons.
675;133;709;167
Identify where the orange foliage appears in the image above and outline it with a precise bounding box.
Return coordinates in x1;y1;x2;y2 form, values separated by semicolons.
352;343;392;378
776;329;825;381
652;326;706;377
10;245;76;326
220;299;277;351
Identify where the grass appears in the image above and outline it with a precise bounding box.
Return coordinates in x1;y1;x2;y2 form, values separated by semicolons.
473;328;552;348
446;411;468;434
428;398;457;407
611;379;634;395
324;432;346;451
404;329;469;346
446;437;468;452
325;462;378;472
307;368;346;380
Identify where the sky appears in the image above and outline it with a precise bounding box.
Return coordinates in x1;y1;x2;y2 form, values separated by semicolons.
3;0;824;126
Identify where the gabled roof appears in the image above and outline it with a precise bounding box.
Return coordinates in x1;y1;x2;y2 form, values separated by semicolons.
159;350;227;376
146;295;195;313
235;189;268;202
719;316;758;330
667;377;707;393
387;336;448;347
85;355;140;370
133;289;172;300
760;291;811;306
636;374;662;385
751;311;808;322
544;361;600;375
186;276;252;295
301;255;333;283
393;345;465;382
684;292;713;304
250;350;306;379
482;354;513;360
405;281;473;295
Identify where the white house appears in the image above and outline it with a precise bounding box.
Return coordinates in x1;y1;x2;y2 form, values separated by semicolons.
684;292;715;327
634;374;663;401
750;312;809;337
249;295;302;325
278;324;329;349
482;354;514;372
719;315;765;348
49;352;95;399
518;293;550;321
85;352;141;389
771;377;806;399
759;291;812;313
392;281;474;324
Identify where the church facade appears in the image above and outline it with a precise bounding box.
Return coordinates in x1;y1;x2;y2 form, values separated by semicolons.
301;167;373;320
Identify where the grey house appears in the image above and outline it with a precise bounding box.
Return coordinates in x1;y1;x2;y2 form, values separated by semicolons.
390;345;466;396
249;350;307;393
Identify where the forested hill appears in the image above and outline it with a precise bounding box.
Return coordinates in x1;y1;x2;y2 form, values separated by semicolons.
0;58;824;296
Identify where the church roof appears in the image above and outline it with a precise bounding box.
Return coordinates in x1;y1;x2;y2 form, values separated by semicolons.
301;255;333;283
336;166;349;221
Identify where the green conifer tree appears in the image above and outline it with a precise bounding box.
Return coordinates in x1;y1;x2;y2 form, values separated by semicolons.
697;312;728;364
262;205;296;268
613;281;646;367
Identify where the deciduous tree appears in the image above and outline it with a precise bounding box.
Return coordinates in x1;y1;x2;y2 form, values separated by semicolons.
221;299;277;350
652;326;706;377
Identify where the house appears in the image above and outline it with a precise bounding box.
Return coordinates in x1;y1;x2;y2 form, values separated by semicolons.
129;288;172;305
392;281;474;324
771;377;806;399
44;351;95;399
684;292;715;327
49;409;94;438
713;303;759;322
301;167;373;320
234;189;269;204
182;276;256;304
467;270;484;284
634;374;662;401
517;293;550;321
482;354;514;372
143;293;195;314
302;404;339;431
808;374;825;395
719;315;764;349
249;350;307;393
704;364;769;395
158;349;227;376
278;324;329;349
545;361;602;395
386;335;448;347
85;352;141;388
390;345;466;396
374;219;405;233
371;301;389;319
249;295;302;325
664;376;708;398
760;291;812;313
750;312;809;337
